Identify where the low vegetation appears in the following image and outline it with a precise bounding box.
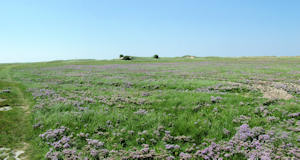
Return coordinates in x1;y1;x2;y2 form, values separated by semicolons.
0;57;299;159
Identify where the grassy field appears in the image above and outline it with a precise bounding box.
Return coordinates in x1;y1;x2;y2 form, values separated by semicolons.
0;57;299;159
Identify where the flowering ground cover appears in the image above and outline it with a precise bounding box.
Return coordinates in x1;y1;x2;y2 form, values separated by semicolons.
0;57;299;159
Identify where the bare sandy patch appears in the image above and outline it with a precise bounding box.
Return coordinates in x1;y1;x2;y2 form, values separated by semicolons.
14;150;25;160
254;85;293;100
0;148;10;159
0;106;12;111
244;80;294;100
0;147;25;160
228;80;294;100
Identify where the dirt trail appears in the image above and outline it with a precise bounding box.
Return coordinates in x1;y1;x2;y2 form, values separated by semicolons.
0;66;30;160
13;87;30;160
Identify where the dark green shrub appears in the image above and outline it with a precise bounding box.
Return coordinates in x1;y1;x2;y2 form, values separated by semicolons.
122;56;132;60
119;54;124;58
153;54;159;59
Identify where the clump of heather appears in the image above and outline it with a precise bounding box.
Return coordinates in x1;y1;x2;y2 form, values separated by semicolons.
45;149;61;160
165;144;180;150
124;144;167;159
134;109;148;115
39;126;68;141
86;139;104;148
288;112;300;118
210;96;223;103
31;88;56;98
195;124;300;159
179;152;192;160
40;127;82;159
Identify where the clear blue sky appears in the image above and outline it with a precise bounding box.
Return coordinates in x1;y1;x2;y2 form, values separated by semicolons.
1;0;300;63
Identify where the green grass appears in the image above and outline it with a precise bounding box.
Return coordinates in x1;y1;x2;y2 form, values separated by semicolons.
1;56;300;159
